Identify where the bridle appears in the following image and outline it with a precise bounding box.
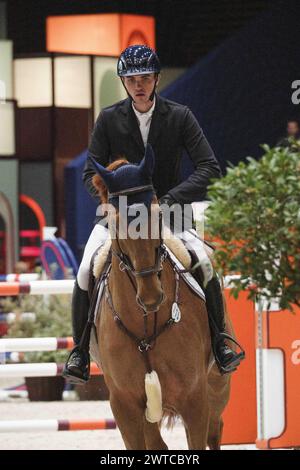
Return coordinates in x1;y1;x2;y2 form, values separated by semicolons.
103;182;179;374
108;184;168;278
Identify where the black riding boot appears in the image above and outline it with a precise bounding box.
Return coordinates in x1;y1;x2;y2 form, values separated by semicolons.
202;275;245;374
63;281;91;384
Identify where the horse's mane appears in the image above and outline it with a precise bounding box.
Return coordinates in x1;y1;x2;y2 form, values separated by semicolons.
92;158;129;203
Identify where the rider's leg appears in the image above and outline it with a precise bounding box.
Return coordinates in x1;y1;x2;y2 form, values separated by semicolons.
176;229;245;374
63;223;109;383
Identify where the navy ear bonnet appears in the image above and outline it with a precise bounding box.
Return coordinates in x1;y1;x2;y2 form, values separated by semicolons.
90;143;155;209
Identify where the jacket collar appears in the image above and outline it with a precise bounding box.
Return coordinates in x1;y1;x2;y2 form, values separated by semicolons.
119;94;168;152
119;94;168;116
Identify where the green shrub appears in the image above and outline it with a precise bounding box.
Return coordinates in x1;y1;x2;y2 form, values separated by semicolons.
2;294;72;362
206;142;300;312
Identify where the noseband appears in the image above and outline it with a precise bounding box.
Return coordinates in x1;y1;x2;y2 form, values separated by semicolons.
109;184;167;277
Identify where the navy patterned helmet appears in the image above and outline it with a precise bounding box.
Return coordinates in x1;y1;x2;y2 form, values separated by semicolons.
117;45;161;77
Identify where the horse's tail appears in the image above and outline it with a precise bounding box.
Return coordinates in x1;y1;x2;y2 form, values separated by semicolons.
161;409;177;430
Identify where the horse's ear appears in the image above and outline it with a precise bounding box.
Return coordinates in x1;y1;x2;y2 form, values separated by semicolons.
92;174;108;203
139;143;155;177
89;155;114;188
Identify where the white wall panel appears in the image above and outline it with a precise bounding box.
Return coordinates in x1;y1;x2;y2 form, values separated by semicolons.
0;101;15;155
14;58;52;107
54;56;91;108
0;40;13;100
93;56;126;120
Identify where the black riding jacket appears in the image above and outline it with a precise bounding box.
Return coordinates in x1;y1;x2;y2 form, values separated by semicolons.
83;94;222;206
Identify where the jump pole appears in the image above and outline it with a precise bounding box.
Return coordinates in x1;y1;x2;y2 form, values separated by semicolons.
0;274;40;282
0;336;74;352
0;419;116;432
0;280;75;296
0;362;101;378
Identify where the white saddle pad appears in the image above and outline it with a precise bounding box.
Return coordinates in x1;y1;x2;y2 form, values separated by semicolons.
166;247;205;301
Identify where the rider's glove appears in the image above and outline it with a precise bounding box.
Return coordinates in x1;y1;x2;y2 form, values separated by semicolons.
158;194;177;207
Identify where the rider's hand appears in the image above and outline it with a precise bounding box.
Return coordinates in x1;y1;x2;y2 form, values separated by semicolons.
158;194;177;207
159;194;181;233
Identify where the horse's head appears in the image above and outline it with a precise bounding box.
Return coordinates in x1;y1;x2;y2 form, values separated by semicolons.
91;144;166;313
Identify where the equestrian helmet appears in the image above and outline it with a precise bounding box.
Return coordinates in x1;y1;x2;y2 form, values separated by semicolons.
117;45;161;77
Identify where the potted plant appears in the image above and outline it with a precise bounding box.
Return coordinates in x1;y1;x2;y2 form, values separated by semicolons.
2;293;109;401
205;142;300;312
2;294;72;401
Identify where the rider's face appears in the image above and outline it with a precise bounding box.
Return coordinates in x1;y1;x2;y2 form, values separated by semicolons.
123;73;158;103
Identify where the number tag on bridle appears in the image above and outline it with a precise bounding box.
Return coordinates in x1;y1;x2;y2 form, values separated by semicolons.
171;302;181;323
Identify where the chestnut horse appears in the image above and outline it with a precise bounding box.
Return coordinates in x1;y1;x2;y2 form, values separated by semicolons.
91;145;231;450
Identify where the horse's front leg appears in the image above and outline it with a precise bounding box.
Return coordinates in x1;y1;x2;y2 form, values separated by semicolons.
143;418;168;450
109;392;146;450
180;387;209;450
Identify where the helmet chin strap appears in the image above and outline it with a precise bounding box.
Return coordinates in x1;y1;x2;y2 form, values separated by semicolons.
149;78;158;102
120;76;158;104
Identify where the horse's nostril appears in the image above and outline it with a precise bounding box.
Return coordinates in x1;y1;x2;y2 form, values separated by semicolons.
136;292;164;312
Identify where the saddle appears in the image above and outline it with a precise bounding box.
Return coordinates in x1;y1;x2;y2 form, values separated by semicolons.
88;229;214;303
87;233;215;370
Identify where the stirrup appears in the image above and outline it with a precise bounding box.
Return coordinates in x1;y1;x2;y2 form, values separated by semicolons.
62;347;90;385
213;332;245;375
219;332;246;355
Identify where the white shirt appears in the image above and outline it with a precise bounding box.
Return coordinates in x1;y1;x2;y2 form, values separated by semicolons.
132;97;156;147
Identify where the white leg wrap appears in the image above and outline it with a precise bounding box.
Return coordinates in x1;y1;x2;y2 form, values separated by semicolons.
77;224;109;291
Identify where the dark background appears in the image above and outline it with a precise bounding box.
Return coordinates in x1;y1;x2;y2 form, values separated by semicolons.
7;0;272;66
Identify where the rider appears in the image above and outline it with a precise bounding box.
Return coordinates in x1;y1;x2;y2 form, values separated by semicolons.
63;45;244;383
